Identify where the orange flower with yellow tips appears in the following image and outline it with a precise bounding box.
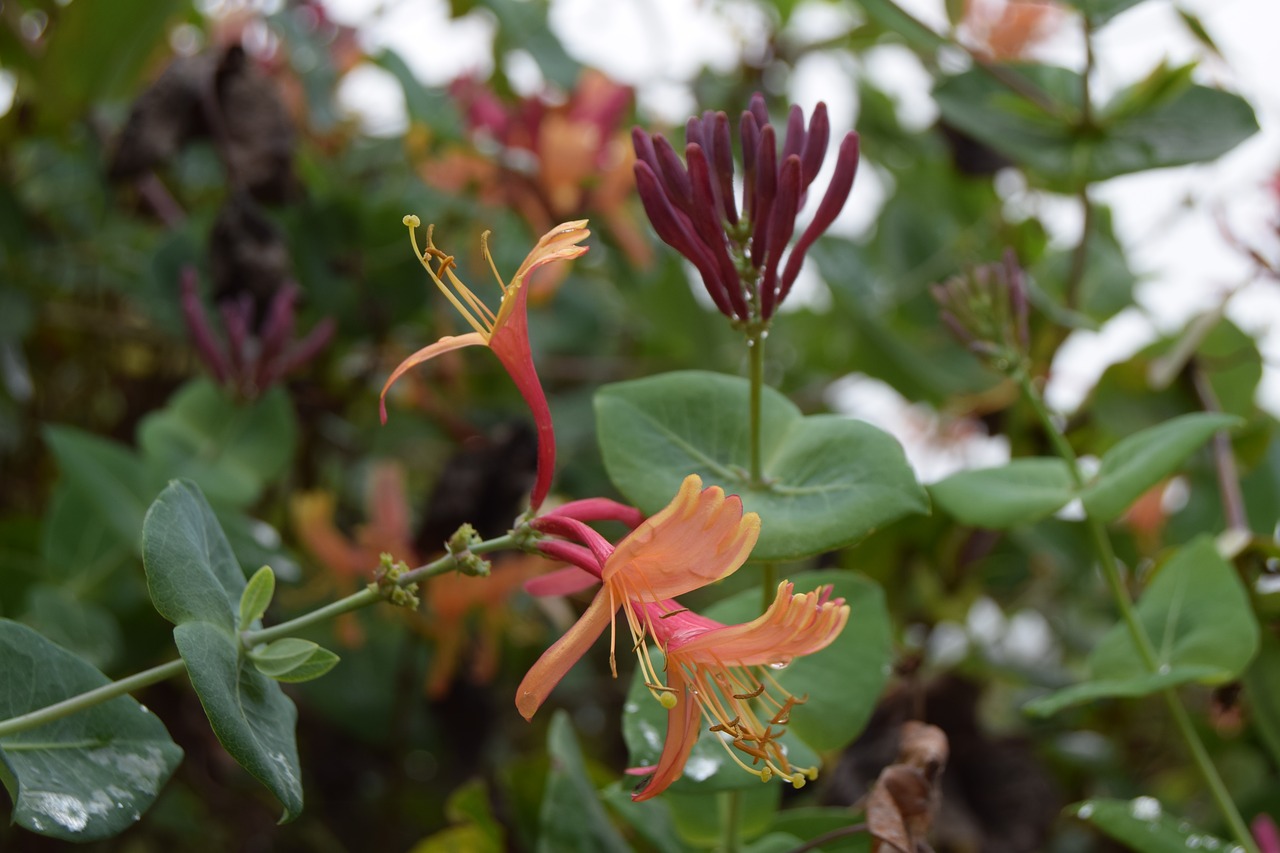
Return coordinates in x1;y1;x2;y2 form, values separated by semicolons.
631;581;849;800
380;219;590;510
516;474;760;721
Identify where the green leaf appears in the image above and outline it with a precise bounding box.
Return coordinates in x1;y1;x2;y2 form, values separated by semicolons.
1027;537;1258;715
239;566;275;632
929;458;1075;528
768;807;871;852
43;426;159;552
1071;798;1233;852
934;66;1258;189
664;785;781;846
537;711;630;853
600;783;684;853
595;372;928;561
40;484;133;586
1081;412;1241;522
142;481;246;630
1060;0;1144;25
138;380;297;509
36;0;188;129
20;585;123;672
174;622;303;821
1243;629;1280;767
250;638;340;684
0;620;182;842
141;481;303;821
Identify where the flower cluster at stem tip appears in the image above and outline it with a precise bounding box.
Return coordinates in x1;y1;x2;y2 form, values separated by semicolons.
632;93;860;329
517;474;850;800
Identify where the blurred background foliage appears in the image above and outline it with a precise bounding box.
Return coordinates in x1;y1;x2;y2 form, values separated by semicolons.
0;0;1277;849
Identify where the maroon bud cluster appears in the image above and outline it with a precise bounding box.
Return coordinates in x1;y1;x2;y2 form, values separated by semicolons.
632;93;860;324
181;267;335;399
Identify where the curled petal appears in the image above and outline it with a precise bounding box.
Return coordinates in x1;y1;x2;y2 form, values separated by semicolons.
632;669;701;801
671;582;849;666
379;332;487;424
507;219;591;313
516;587;614;720
604;474;760;600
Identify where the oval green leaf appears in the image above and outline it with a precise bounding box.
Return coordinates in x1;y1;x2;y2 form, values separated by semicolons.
0;620;183;842
238;566;276;632
1071;798;1232;852
142;481;303;821
929;458;1075;528
1027;536;1258;716
595;371;928;561
1081;412;1241;522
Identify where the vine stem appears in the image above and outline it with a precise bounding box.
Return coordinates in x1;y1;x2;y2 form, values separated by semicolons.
748;328;765;487
720;790;742;853
0;659;187;739
1016;371;1258;852
0;533;522;740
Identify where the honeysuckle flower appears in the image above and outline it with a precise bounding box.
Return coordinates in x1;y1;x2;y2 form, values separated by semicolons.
418;70;651;275
630;581;849;800
515;474;760;720
632;93;860;325
379;219;590;511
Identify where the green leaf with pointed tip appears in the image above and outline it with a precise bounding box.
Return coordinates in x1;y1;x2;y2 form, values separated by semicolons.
1027;537;1258;716
595;372;928;561
138;380;297;509
142;481;303;821
1059;0;1143;25
1081;412;1240;521
934;65;1258;189
239;566;275;632
174;622;303;820
43;426;160;553
1243;629;1280;768
0;620;183;842
538;711;630;853
250;639;339;684
1070;798;1231;851
930;458;1075;528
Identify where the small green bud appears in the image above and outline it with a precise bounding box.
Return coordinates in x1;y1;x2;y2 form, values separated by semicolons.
367;552;419;608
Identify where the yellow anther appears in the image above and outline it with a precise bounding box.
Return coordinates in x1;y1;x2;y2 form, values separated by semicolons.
403;214;421;228
659;692;678;710
791;775;806;790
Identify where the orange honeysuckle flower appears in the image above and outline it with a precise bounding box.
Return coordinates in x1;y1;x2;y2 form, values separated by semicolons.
631;581;850;800
379;219;591;510
515;474;760;720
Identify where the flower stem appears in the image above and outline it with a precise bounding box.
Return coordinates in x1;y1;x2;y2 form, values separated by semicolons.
0;658;186;739
1015;371;1258;852
748;328;765;488
720;790;742;853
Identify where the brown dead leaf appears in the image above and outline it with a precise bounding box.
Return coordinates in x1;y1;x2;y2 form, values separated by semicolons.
868;721;949;853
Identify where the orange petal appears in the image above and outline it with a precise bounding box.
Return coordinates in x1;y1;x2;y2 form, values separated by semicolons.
515;587;615;720
379;332;486;423
632;668;701;802
507;220;591;301
673;582;849;667
604;475;760;600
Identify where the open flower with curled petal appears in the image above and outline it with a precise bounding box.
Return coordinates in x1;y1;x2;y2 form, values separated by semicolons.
515;474;760;720
379;219;590;510
631;582;849;800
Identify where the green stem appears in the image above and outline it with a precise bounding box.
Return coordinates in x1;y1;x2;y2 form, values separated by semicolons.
0;534;525;741
720;790;742;853
1016;371;1258;852
748;328;765;487
243;533;521;647
761;562;776;611
243;587;380;647
0;658;186;739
